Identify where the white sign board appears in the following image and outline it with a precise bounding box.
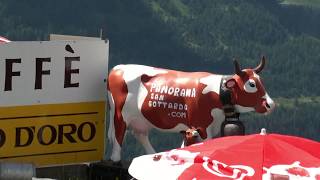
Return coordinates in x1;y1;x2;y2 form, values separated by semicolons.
0;40;108;166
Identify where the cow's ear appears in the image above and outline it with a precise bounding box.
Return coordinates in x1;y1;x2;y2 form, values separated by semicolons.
180;130;186;135
225;79;237;89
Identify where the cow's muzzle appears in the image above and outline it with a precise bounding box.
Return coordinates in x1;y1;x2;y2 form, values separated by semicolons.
263;94;275;114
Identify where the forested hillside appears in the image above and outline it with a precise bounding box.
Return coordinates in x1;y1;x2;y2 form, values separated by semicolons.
282;0;320;9
1;0;320;160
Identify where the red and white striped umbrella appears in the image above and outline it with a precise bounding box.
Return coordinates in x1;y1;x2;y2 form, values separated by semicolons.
0;36;10;43
129;130;320;180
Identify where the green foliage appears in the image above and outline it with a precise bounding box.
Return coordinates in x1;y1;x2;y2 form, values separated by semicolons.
265;36;320;97
243;96;320;141
281;0;320;9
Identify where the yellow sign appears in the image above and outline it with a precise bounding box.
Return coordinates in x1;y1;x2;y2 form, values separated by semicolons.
0;102;105;166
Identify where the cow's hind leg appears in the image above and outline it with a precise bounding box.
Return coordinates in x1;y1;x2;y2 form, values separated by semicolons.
133;131;156;154
107;69;128;162
108;92;127;162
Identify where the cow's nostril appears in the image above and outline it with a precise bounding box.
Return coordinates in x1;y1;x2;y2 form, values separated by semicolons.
266;103;271;109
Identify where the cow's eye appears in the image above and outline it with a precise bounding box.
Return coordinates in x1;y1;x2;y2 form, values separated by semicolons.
244;79;257;93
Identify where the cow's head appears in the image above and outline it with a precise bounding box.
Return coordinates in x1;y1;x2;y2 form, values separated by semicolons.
225;56;275;114
180;127;205;147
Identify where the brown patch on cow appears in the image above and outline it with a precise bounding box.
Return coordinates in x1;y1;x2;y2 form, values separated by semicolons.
108;68;128;145
140;70;222;138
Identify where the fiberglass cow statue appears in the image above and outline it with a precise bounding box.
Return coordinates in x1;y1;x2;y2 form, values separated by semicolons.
180;127;205;148
107;56;275;162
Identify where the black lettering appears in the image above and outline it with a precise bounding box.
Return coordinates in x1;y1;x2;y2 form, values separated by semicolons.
37;125;56;145
35;58;51;89
64;57;80;88
78;122;96;142
5;58;21;91
15;126;34;147
0;129;5;148
58;124;77;144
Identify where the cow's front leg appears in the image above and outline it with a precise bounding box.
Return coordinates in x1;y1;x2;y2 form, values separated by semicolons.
133;131;156;154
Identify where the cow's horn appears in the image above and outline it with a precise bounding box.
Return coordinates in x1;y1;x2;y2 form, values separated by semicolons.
234;59;245;76
254;56;266;74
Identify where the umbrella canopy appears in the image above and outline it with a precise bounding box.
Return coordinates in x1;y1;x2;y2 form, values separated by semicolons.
129;130;320;180
0;36;10;43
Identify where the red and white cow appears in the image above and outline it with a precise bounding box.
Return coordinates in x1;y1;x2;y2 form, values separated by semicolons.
107;57;275;162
